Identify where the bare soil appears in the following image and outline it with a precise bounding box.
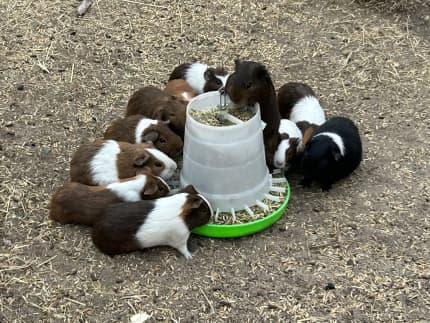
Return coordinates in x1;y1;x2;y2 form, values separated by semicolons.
1;0;429;322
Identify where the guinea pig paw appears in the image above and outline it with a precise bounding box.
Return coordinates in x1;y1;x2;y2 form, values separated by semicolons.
178;246;193;260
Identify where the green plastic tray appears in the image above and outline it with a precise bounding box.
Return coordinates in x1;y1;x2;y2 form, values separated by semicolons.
192;180;290;238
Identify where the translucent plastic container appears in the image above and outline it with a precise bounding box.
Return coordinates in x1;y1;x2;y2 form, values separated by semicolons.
180;91;271;212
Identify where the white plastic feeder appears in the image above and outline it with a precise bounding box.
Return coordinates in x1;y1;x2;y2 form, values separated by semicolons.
180;91;272;213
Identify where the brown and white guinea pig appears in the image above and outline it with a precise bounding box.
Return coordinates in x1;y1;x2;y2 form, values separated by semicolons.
277;82;326;149
70;139;177;186
301;116;362;191
91;185;213;259
225;59;281;169
164;79;196;104
168;62;229;94
126;86;186;138
273;119;303;170
103;115;183;158
49;174;170;226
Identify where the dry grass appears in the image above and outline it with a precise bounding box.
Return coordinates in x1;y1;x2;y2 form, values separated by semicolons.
1;0;429;322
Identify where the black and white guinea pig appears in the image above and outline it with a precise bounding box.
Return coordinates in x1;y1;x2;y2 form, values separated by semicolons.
273;119;303;170
92;185;213;259
301;116;362;191
277;82;326;147
49;174;170;226
168;62;229;94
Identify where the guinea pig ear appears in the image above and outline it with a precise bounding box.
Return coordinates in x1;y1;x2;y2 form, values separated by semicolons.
254;64;268;80
204;68;215;81
141;131;159;143
300;128;314;152
155;107;172;122
181;184;198;194
133;152;150;167
234;59;241;69
143;181;158;196
188;195;204;209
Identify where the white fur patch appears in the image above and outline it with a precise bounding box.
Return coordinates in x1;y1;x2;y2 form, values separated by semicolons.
145;148;177;179
274;119;303;168
135;118;159;143
289;96;326;126
135;193;191;258
107;175;147;202
89;140;120;185
314;132;345;156
185;62;209;94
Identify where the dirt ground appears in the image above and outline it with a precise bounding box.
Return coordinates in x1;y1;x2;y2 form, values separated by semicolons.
1;0;429;322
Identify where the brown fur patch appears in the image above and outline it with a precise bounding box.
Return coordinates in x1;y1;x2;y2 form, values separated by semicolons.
126;86;186;138
277;82;317;119
180;194;211;230
49;182;121;225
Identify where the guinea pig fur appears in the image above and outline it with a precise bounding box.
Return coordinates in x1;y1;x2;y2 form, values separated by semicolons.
70;139;177;186
91;185;213;258
164;79;196;104
168;62;229;94
49;174;170;225
225;59;280;169
126;86;186;138
273;119;303;170
301;116;362;191
277;82;326;148
103;115;183;158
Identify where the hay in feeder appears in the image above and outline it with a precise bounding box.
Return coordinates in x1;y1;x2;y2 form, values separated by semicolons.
190;105;256;126
209;172;286;225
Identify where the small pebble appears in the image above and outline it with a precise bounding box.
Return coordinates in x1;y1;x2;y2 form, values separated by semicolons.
17;84;24;91
325;282;335;290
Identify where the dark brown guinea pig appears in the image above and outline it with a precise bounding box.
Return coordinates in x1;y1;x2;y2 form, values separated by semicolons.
103;115;183;157
70;139;177;186
225;60;281;169
126;86;186;138
92;185;213;258
49;174;170;226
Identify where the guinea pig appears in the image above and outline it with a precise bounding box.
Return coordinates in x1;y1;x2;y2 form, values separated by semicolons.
273;119;303;170
49;174;170;226
70;139;177;186
277;82;326;148
225;59;280;169
168;62;229;94
91;185;213;259
126;86;186;138
103;115;183;158
301;116;362;191
164;79;196;104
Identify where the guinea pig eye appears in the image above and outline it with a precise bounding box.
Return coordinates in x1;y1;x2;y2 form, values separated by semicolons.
158;137;167;144
244;81;252;89
155;161;163;168
215;78;222;85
